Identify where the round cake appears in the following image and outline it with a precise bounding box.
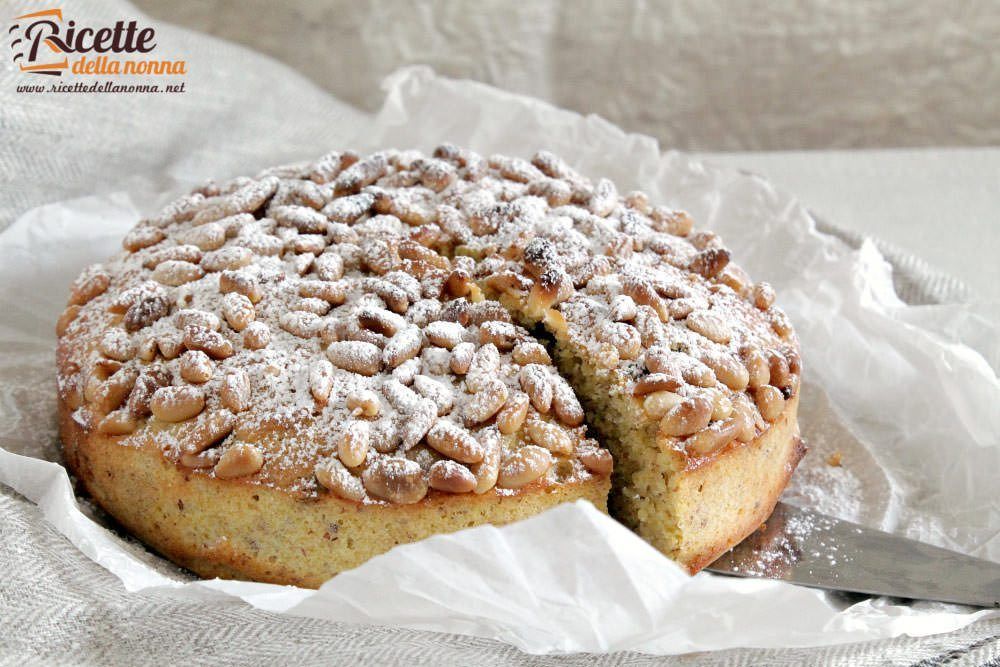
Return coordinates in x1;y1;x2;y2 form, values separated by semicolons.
56;146;803;586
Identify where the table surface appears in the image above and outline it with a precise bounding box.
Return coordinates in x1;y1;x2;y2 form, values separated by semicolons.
697;147;1000;302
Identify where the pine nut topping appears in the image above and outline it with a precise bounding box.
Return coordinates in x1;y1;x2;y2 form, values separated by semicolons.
179;350;214;384
519;364;553;413
497;445;552;489
659;396;713;437
220;371;251;412
222;293;256;331
463;378;509;426
338;421;370;467
214;443;264;479
315;457;366;501
755;385;785;422
525;419;573;455
428;460;476;493
426;421;485;463
362;457;428;504
326;341;382;376
150;385;205;422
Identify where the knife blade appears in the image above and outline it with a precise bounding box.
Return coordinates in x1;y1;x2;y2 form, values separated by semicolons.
706;501;1000;608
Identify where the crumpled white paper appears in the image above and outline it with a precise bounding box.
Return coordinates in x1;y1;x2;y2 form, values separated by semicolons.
1;67;998;655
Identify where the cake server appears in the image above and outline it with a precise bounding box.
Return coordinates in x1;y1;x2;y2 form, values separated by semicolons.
707;501;1000;608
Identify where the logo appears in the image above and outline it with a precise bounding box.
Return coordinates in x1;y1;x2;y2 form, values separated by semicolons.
10;7;187;91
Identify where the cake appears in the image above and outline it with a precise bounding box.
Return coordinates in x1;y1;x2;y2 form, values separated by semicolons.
56;146;803;586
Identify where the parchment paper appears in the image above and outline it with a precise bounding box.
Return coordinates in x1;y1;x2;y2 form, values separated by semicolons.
1;67;997;655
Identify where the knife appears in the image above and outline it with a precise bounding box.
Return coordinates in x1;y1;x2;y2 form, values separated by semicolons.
707;501;1000;608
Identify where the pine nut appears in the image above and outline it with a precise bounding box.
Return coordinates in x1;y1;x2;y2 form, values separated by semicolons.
689;247;730;279
497;445;552;489
731;394;757;442
125;371;166;418
92;367;138;414
471;427;502;493
770;306;793;339
525;419;573;455
701;351;749;391
299;279;348;304
685;310;732;344
279;311;320;339
219;270;263;303
466;343;500;392
463;378;509;426
214;443;264;479
478;321;520;351
742;348;770;388
56;305;81;337
511;341;551;366
156;332;184;359
496;391;530;434
753;282;776;310
426;421;484;463
346;389;381;417
183;410;235;454
97;408;139;435
624;190;651;213
309;359;335;404
552;379;584;426
315;457;366;502
588;177;618;217
222;292;255;331
658;396;712;437
326;340;382;376
704;388;733;420
180;449;221;469
99;329;135;362
449;342;475;374
632;373;683;396
183;326;234;359
142;244;202;270
597;322;641;360
358;307;407;337
362;457;428;504
122;226;165;252
767;350;792;390
176;309;220;332
179;350;214;384
338;421;370;467
383;327;424;369
610;294;638;322
643;390;683;420
428;460;476;493
243;321;270;349
153;260;204;286
685;418;739;456
201;246;253;272
69;267;111;305
220;370;251;412
650;207;693;236
413;375;453;416
425;321;465;349
755;385;785;422
150;385;205;422
519;364;553;413
400;400;437;451
579;447;613;475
